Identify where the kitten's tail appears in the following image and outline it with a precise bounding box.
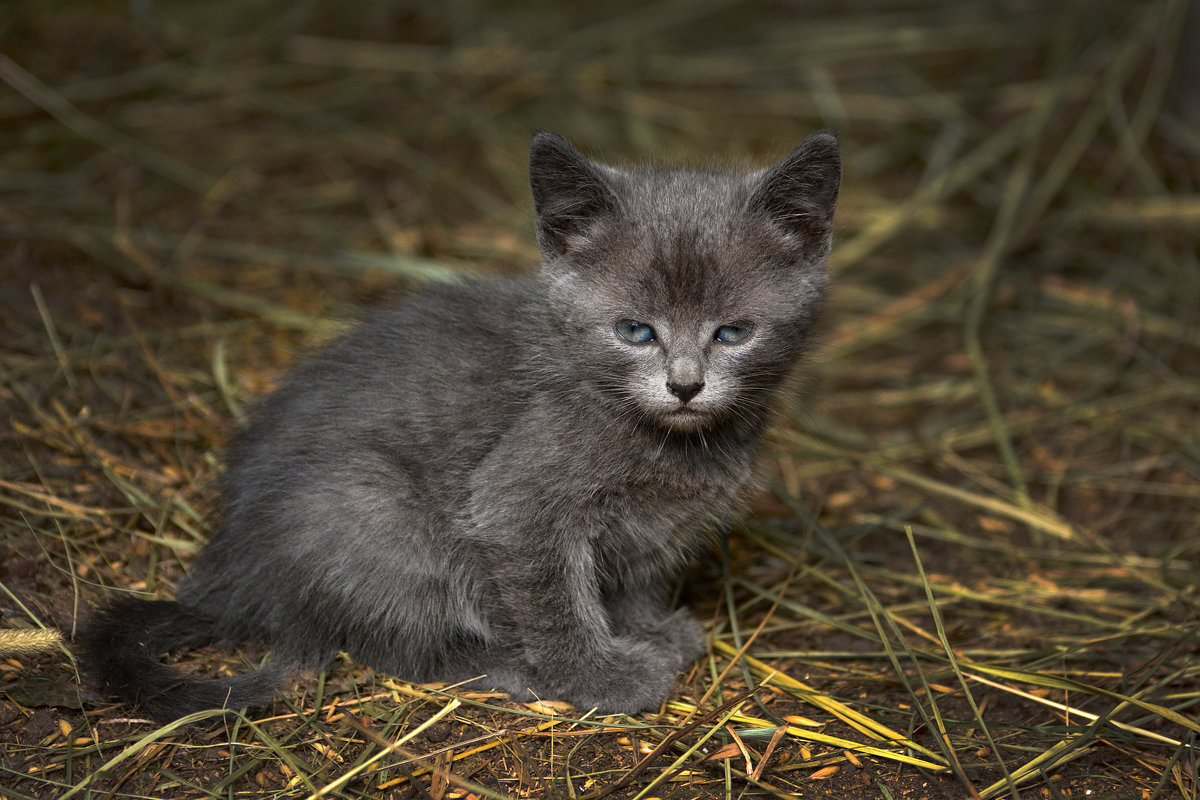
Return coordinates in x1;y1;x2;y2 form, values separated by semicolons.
78;596;285;722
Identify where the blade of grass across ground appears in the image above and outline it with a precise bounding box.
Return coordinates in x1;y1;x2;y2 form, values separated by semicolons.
907;526;1016;797
305;697;461;798
666;699;948;773
709;640;946;767
58;709;243;800
958;662;1200;738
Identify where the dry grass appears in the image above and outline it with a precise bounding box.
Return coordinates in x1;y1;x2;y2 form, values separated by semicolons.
1;0;1198;798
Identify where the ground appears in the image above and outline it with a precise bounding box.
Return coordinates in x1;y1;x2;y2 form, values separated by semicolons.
1;1;1198;798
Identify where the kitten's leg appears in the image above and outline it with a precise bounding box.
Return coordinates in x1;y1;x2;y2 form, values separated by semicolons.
605;583;705;670
483;538;683;715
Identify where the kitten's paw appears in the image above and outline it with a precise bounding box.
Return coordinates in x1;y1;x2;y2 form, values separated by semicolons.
580;642;681;714
626;609;706;669
657;609;706;669
522;640;681;715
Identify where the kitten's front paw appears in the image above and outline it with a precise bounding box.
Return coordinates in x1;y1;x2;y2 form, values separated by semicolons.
664;609;706;668
530;639;682;715
633;609;706;670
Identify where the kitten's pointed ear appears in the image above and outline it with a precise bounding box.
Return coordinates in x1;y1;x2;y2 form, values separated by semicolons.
748;132;841;257
529;131;620;257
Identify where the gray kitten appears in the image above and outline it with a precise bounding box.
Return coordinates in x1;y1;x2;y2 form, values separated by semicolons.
79;131;840;720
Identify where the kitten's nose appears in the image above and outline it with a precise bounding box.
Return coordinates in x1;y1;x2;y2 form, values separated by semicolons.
667;380;704;403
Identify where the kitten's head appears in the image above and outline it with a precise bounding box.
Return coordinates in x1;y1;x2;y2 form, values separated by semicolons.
529;131;839;434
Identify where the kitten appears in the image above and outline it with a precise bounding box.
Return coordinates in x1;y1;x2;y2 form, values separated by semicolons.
79;131;840;721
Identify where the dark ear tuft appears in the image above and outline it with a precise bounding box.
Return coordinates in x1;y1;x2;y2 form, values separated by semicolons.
529;131;620;257
748;131;841;255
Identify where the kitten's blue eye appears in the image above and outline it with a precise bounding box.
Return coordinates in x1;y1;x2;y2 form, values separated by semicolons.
616;321;656;344
715;325;753;344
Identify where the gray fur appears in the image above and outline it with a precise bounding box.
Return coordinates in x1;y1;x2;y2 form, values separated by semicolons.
87;131;840;717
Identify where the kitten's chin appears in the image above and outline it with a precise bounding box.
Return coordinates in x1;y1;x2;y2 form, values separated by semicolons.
656;407;714;433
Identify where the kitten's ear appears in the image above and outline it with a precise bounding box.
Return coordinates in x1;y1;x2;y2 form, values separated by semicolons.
529;131;621;257
747;132;841;256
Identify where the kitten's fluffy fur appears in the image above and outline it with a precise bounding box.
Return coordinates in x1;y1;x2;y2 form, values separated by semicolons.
79;131;840;720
